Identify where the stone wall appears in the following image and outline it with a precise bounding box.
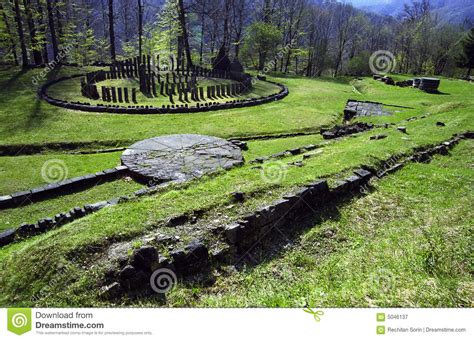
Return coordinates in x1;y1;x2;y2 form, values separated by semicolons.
0;166;129;210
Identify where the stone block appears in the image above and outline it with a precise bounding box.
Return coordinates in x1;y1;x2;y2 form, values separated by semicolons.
0;195;13;209
353;169;372;182
345;175;361;190
225;223;242;244
84;201;108;213
131;246;159;272
17;223;36;236
172;239;210;276
0;228;16;247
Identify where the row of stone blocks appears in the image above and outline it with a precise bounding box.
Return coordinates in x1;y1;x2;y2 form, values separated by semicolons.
99;132;471;298
0;170;190;248
373;74;440;92
321;122;374;139
41;76;289;114
0;201;112;247
0;166;129;210
223;134;471;256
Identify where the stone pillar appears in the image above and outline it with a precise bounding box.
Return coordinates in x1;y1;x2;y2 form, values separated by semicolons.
151;76;157;96
132;88;137;103
160;81;165;96
111;87;117;103
117;87;123;103
124;88;129;102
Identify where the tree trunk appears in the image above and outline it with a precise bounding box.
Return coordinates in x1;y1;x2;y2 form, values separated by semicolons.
35;0;48;63
177;0;193;67
55;3;63;40
23;0;42;65
13;0;28;68
137;0;143;56
199;0;205;64
46;0;59;60
0;2;19;65
108;0;116;62
258;51;266;71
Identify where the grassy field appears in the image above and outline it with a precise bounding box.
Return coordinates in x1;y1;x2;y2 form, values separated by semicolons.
166;140;474;307
0;66;472;307
0;66;342;145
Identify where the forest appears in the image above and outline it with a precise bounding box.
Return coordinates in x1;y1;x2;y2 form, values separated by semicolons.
1;0;473;78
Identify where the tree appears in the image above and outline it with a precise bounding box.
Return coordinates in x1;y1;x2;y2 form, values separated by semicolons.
332;3;356;77
457;28;474;78
137;0;143;56
0;2;19;65
243;21;282;70
108;0;116;61
23;0;42;65
177;0;193;67
13;0;28;68
46;0;59;60
35;0;49;64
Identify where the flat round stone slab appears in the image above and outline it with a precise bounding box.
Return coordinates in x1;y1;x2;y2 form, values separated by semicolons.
121;134;244;183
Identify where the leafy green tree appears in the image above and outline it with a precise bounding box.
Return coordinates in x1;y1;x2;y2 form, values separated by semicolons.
457;28;474;78
242;21;282;70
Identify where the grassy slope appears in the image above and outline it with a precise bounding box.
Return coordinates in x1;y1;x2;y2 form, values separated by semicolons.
0;69;472;307
0;110;472;307
168;140;473;308
0;179;143;231
0;66;342;145
0;151;123;194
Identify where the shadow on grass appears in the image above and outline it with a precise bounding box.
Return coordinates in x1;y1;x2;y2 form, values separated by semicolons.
0;68;29;94
234;189;372;270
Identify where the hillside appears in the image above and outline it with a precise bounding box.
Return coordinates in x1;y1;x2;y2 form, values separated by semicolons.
348;0;474;23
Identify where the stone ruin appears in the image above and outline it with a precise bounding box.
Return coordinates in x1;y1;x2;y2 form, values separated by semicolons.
343;99;392;121
121;134;244;184
373;74;441;93
79;53;253;107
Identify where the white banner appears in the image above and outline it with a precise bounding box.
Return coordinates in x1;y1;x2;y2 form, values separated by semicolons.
1;308;472;339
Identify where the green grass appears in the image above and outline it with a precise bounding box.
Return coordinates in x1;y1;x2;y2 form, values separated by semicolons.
0;178;143;231
0;66;342;145
0;152;123;195
0;67;472;307
167;140;473;307
0;109;471;307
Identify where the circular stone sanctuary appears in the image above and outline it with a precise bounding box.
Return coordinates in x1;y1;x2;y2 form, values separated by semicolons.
121;134;244;183
39;54;288;114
